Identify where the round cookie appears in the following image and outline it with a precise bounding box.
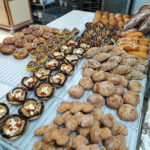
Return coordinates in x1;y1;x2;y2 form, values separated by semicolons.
91;70;105;82
114;85;124;96
79;77;94;90
128;80;143;93
82;68;94;78
13;48;29;59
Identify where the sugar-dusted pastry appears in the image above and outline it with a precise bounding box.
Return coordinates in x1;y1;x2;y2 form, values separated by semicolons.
0;103;9;124
24;42;37;52
1;114;29;140
73;48;85;58
36;54;48;64
30;49;41;58
35;83;55;100
18;99;44;120
21;75;39;90
6;87;28;105
3;37;16;45
25;34;35;42
51;51;65;60
15;39;27;48
0;45;16;55
26;61;40;71
49;72;67;88
45;59;60;70
59;63;74;76
13;48;29;59
60;45;72;54
34;67;50;81
64;54;79;65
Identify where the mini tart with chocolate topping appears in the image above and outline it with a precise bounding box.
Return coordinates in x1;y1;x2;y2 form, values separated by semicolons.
45;59;60;70
80;43;90;51
37;44;48;52
6;87;28;105
0;103;9;124
57;32;65;39
34;68;50;81
59;63;74;76
30;49;41;58
1;114;29;140
36;54;48;64
60;45;72;54
73;48;85;58
44;40;53;48
18;99;44;120
26;61;40;71
35;83;55;100
49;72;67;88
67;40;78;48
21;75;40;90
64;54;79;65
51;51;65;60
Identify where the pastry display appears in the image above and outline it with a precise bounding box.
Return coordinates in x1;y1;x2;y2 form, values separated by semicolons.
49;72;67;88
22;28;32;34
26;61;40;71
59;63;74;76
18;99;44;120
33;37;45;45
35;82;55;100
0;103;9;124
45;59;60;70
0;45;16;55
34;67;50;81
13;48;29;59
36;54;48;64
13;32;24;39
6;87;28;105
21;75;39;90
0;114;29;140
64;54;79;65
32;29;43;37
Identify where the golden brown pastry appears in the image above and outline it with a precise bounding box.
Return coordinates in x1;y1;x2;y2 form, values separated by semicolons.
3;37;16;45
0;45;15;55
22;28;32;34
15;39;27;48
32;29;43;37
13;32;24;39
42;32;54;39
25;34;35;42
33;37;45;45
24;42;37;52
13;48;28;59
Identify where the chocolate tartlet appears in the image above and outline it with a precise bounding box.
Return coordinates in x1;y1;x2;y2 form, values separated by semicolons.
36;54;48;64
49;72;67;88
35;83;55;100
26;61;40;71
64;54;79;65
37;44;48;52
0;103;9;124
21;75;39;90
60;45;72;54
34;68;51;81
18;99;44;120
30;49;41;58
6;87;28;105
59;63;74;76
73;48;85;58
45;59;60;70
0;114;29;140
51;51;65;60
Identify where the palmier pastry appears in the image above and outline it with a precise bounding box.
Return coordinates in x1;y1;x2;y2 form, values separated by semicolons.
13;48;28;59
6;87;28;105
59;63;74;76
60;45;72;54
30;49;41;58
25;34;35;42
34;68;51;81
35;83;55;100
42;32;54;39
32;29;43;37
80;43;90;51
18;99;44;120
45;59;60;70
49;28;60;34
15;39;27;48
24;42;37;51
0;45;15;55
3;37;15;45
29;24;39;30
26;61;40;71
22;28;32;34
0;103;9;124
64;54;79;65
1;114;29;140
68;40;78;48
21;75;39;90
73;48;85;58
51;51;65;60
49;72;67;88
13;32;24;39
36;54;48;64
62;28;71;35
33;37;45;45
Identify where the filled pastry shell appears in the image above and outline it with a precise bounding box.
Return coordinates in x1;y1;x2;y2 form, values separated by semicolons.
6;87;28;105
59;63;74;76
45;59;60;70
51;51;65;60
36;54;48;64
64;54;79;65
60;45;72;54
35;83;55;100
0;103;9;124
26;61;40;71
18;99;44;120
68;40;78;48
73;48;85;58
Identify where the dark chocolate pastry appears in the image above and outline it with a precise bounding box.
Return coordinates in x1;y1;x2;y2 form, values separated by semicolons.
60;45;72;54
73;48;85;58
51;51;65;60
59;63;74;76
68;40;78;48
45;59;60;70
36;54;48;64
0;103;9;124
64;54;79;65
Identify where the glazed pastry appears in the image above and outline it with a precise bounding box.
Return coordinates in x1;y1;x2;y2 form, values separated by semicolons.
1;114;29;140
30;49;41;58
15;39;27;48
0;103;9;124
3;37;15;45
26;61;40;71
25;34;35;42
13;48;29;59
35;83;55;100
6;87;28;105
62;28;71;35
21;75;39;90
0;45;15;55
24;42;37;52
22;28;32;34
39;26;50;32
18;99;44;120
59;63;74;76
73;48;85;58
29;24;39;30
60;45;72;54
36;54;48;64
64;54;79;65
33;37;45;45
80;43;90;51
32;29;43;37
34;68;50;81
45;59;60;70
68;40;78;48
43;32;54;39
51;51;65;60
13;32;24;39
49;28;60;34
49;72;67;88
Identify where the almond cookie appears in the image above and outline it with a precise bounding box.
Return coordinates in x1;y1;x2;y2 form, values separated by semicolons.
114;85;125;96
101;61;118;72
128;80;143;93
121;58;137;66
106;74;122;85
108;56;122;63
82;68;94;78
125;70;145;80
95;52;111;62
79;77;94;90
91;70;105;82
132;64;147;74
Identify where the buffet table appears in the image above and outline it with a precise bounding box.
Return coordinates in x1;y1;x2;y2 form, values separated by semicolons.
0;10;149;150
